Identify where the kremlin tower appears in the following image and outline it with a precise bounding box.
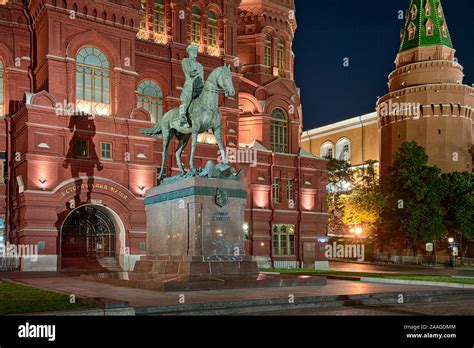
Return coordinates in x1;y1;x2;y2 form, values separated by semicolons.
378;0;474;175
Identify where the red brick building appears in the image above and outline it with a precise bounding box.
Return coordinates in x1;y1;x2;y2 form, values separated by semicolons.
0;0;328;271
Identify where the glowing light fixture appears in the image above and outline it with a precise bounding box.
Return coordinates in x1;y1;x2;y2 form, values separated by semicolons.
39;177;47;191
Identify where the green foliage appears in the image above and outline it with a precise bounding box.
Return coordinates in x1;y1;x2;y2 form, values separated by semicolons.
441;172;474;254
326;159;353;235
382;141;446;253
342;161;386;236
0;281;96;315
327;159;353;192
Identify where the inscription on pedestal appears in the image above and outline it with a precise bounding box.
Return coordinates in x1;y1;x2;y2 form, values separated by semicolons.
212;212;230;222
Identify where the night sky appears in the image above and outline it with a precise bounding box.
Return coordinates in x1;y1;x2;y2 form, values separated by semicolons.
293;0;474;130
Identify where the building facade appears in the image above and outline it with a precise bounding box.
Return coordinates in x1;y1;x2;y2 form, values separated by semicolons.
301;112;379;168
0;0;328;271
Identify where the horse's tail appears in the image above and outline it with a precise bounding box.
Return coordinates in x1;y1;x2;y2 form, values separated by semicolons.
140;121;162;137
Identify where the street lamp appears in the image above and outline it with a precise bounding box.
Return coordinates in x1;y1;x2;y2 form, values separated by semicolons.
448;238;456;268
350;225;363;242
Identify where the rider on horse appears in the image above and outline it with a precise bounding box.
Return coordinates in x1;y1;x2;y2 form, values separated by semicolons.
179;45;204;129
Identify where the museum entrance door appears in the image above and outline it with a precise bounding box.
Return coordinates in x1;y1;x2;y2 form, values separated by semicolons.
61;206;116;270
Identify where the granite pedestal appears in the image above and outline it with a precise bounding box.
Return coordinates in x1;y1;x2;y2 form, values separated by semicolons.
134;176;259;281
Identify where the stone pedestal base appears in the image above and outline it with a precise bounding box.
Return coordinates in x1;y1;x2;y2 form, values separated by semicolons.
133;256;259;281
135;176;260;280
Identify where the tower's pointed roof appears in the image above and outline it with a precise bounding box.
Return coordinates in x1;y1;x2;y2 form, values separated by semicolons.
399;0;453;53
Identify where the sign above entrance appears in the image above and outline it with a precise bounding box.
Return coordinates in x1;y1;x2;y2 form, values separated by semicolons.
60;183;129;201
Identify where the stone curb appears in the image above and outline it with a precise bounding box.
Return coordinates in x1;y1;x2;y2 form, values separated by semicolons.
12;308;136;316
263;272;474;288
360;277;474;289
328;259;474;271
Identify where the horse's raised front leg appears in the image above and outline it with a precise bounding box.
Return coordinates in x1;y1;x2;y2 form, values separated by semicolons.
189;132;199;176
214;125;228;164
176;134;191;176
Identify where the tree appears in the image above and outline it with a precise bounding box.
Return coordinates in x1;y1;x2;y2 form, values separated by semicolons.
441;172;474;256
381;141;446;255
342;161;386;237
326;158;353;235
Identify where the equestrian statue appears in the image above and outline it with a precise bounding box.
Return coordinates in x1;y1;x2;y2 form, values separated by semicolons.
140;45;237;182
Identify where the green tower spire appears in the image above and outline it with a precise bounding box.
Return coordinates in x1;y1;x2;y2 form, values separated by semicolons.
399;0;453;53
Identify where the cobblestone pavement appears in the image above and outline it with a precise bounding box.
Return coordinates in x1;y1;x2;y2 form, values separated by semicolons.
1;273;447;309
259;299;474;316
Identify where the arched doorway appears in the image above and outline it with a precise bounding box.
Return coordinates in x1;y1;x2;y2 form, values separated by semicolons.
61;205;117;270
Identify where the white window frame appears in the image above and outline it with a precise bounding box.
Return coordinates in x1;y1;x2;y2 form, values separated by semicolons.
100;142;112;160
336;137;351;161
320;141;335;159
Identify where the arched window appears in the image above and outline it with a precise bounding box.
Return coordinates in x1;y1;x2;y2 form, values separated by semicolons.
426;19;433;36
442;22;447;37
408;23;416;40
270;108;288;153
277;38;284;76
191;6;202;46
321;142;334;159
411;5;417;20
425;1;431;16
76;47;110;116
207;11;219;56
136;80;164;123
336;138;351;161
0;60;4;117
264;34;272;68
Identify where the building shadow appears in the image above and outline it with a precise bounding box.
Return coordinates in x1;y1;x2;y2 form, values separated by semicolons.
60;114;103;265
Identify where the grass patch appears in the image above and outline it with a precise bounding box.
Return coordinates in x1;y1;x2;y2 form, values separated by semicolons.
261;269;474;285
0;281;98;315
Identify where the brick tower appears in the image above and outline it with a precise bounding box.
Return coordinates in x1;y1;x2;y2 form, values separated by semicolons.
237;0;329;269
378;0;474;175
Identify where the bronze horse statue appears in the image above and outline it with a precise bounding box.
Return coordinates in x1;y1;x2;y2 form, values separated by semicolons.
140;64;235;181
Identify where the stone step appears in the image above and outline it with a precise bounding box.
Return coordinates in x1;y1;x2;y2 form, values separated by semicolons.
97;257;123;272
61;257;105;272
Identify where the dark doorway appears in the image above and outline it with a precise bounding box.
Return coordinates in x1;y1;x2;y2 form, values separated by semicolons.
61;206;116;270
